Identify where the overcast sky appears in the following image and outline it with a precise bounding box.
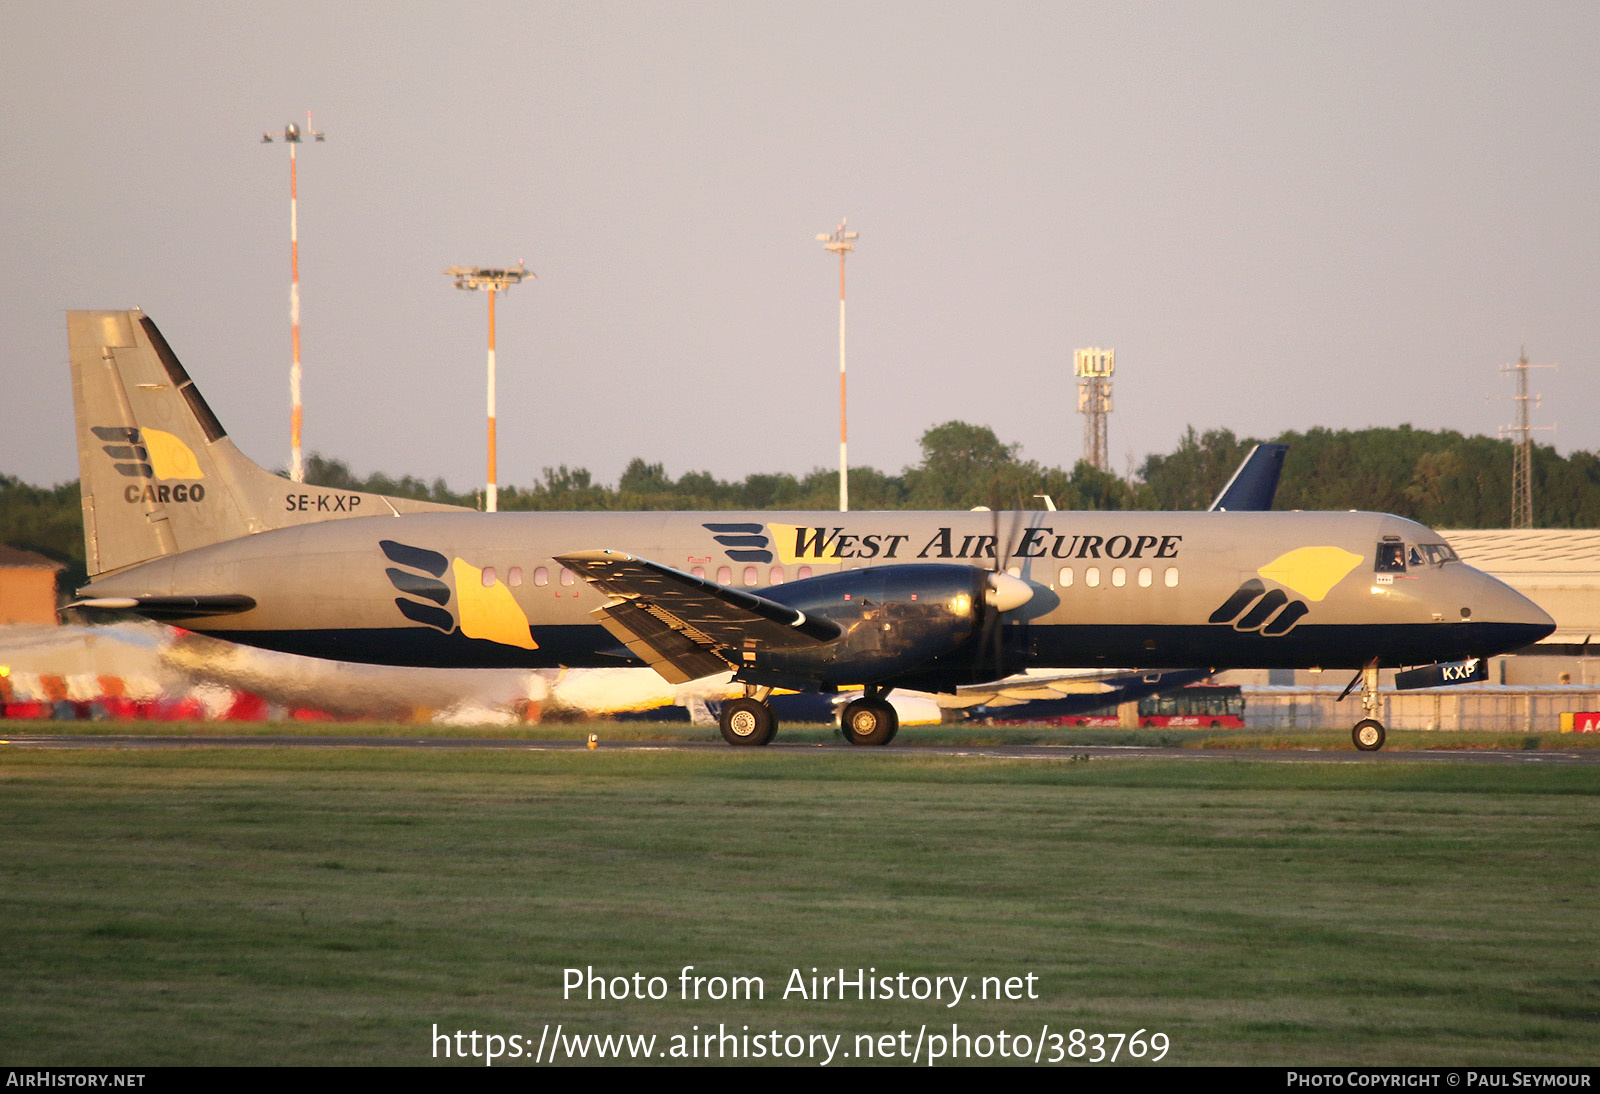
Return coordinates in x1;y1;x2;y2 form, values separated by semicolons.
4;2;1596;497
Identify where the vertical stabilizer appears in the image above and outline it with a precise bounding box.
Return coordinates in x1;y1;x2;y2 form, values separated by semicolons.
70;310;466;577
1208;443;1289;512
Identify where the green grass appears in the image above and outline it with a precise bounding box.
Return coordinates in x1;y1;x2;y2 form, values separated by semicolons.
0;745;1596;1066
8;717;1600;752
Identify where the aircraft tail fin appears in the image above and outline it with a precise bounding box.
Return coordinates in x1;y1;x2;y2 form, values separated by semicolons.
69;310;466;578
1208;443;1289;512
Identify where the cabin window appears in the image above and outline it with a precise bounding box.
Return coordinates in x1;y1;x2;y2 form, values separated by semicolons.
1058;567;1073;588
743;566;759;586
691;566;706;579
481;566;497;586
559;568;576;586
508;567;522;587
717;566;733;585
769;566;785;584
1085;566;1101;588
533;566;549;586
797;565;813;580
1111;567;1127;587
1138;567;1152;588
1164;567;1179;587
1375;543;1406;572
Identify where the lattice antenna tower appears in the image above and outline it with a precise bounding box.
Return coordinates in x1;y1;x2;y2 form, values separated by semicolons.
1498;348;1556;529
1075;347;1115;472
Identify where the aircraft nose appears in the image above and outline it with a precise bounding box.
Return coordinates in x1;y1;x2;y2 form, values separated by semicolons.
1461;566;1555;649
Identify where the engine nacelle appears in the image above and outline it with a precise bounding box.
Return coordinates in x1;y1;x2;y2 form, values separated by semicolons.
753;564;1027;688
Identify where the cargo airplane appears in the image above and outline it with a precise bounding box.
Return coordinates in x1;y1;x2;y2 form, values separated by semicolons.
67;310;1554;750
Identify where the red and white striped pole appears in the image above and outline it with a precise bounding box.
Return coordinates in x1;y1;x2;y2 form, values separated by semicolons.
288;134;302;483
262;113;323;483
486;285;498;513
817;220;858;512
445;263;532;512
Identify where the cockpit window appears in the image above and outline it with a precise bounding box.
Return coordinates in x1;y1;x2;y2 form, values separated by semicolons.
1375;543;1407;572
1408;546;1425;568
1421;543;1459;565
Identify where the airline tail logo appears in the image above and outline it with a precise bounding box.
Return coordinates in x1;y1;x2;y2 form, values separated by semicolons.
380;540;536;650
93;426;204;479
95;425;208;503
1210;546;1362;635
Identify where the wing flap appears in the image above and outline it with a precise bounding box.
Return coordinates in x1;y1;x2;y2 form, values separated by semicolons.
557;549;841;683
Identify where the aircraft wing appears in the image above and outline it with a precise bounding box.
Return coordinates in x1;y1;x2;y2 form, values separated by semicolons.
556;550;843;684
937;667;1210;709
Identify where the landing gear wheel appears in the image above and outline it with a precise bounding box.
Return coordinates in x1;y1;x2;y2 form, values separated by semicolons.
720;698;776;746
1352;719;1386;752
840;697;899;746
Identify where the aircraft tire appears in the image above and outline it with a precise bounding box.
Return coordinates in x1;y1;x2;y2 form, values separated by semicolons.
720;698;776;746
840;697;898;746
1352;719;1386;752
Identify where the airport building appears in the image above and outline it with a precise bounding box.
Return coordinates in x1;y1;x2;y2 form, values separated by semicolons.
0;546;64;626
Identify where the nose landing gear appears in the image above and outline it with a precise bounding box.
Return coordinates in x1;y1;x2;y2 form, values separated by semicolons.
1345;660;1386;751
1352;718;1386;751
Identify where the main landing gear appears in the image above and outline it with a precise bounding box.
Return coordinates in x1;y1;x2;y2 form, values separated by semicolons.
719;686;777;746
1344;660;1386;752
840;687;899;747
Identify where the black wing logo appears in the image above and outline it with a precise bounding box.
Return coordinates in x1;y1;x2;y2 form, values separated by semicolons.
703;522;773;563
91;426;154;478
381;540;455;633
1208;578;1310;636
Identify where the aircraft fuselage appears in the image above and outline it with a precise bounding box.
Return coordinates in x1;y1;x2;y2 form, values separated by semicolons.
81;507;1554;687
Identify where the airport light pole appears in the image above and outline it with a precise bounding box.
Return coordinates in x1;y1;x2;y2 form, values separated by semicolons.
817;220;858;512
445;263;532;512
260;112;325;483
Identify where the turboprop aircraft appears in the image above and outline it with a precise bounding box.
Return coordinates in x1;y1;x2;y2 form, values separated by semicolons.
66;310;1554;750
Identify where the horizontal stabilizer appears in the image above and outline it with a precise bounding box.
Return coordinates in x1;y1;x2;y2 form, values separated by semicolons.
70;594;257;621
557;549;841;684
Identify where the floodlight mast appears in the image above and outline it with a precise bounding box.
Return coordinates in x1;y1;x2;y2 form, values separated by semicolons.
817;220;858;512
445;263;533;512
260;111;325;483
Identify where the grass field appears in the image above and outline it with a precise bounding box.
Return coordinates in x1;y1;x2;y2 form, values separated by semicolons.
1;739;1596;1066
11;716;1600;752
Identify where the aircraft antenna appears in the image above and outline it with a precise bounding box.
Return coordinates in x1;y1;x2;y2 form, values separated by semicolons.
444;263;534;512
1074;347;1115;473
1498;348;1556;529
817;220;858;512
260;111;326;483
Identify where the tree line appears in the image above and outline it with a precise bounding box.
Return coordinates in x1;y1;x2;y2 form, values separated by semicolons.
7;422;1600;584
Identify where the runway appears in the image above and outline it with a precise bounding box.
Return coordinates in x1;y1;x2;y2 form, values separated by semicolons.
3;733;1597;765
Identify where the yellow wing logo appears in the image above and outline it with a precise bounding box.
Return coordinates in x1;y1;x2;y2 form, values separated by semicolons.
1210;546;1363;635
1256;546;1362;602
451;559;537;650
141;429;205;480
381;540;537;650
